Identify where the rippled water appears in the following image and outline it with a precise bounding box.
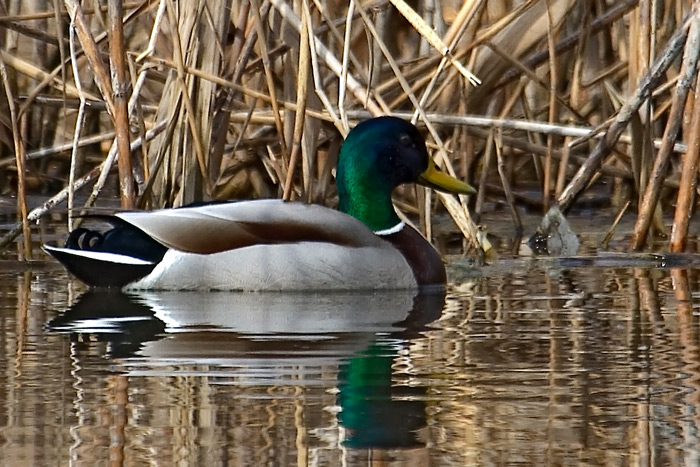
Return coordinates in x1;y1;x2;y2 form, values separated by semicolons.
1;256;700;465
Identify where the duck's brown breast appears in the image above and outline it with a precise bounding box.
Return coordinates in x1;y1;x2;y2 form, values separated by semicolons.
381;226;446;287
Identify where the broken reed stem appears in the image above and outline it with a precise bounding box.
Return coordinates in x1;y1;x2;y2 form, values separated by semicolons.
388;0;479;85
347;109;689;154
601;200;631;249
108;0;135;208
495;130;522;237
632;13;700;250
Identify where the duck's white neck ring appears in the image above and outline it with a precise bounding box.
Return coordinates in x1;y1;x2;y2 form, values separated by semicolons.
373;221;405;236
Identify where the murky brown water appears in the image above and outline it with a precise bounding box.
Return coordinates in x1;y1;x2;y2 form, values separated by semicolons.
2;251;700;466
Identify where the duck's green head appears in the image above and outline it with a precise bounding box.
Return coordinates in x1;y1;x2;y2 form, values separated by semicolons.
337;116;476;232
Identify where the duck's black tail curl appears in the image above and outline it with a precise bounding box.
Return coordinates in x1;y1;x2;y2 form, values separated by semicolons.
64;218;168;263
44;216;169;288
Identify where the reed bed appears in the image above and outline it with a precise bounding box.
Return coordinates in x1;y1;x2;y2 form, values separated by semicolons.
0;0;698;257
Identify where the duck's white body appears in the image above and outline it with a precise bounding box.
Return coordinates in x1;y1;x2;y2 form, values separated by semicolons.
44;199;418;291
126;241;416;291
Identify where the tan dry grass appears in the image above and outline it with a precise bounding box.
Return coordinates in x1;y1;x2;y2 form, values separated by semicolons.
0;0;698;255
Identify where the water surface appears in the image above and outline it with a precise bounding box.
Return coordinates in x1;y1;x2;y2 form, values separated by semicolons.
1;256;700;466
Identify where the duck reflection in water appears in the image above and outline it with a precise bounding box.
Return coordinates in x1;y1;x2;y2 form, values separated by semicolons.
47;289;445;459
47;291;166;358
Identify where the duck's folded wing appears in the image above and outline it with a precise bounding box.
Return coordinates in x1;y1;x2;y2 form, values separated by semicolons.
116;199;385;254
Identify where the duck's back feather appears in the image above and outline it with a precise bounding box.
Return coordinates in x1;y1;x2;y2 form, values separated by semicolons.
117;199;385;254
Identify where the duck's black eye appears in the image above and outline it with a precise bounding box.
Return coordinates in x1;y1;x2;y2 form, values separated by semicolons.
399;133;414;147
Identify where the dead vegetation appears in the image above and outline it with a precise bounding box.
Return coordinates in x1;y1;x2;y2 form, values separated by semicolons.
0;0;699;257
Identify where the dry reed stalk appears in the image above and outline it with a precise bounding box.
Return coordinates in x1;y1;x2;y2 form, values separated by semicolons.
485;40;582;120
443;0;481;46
108;0;135;208
0;50;97;101
208;0;250;184
309;0;377;100
142;55;278;106
142;56;338;126
495;129;522;236
0;129;115;167
282;0;310;201
80;0;167;215
601;200;631;249
164;0;213;203
62;0;115;113
0;2;144;23
466;0;577;111
671;42;700;249
493;0;638;91
632;13;700;250
543;0;559;211
141;0;230;206
338;0;354;131
0;54;31;258
388;0;479;85
52;0;68;120
251;0;290;179
303;0;342;133
556;3;590;198
473;98;502;221
63;0;139;210
67;16;86;231
555;16;691;213
411;0;483;123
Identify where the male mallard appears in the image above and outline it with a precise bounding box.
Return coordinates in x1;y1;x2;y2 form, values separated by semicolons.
43;117;475;290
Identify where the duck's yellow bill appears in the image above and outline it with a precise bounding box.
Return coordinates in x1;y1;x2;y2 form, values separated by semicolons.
418;157;476;195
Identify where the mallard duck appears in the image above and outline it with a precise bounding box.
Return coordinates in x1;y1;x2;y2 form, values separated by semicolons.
43;116;475;290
